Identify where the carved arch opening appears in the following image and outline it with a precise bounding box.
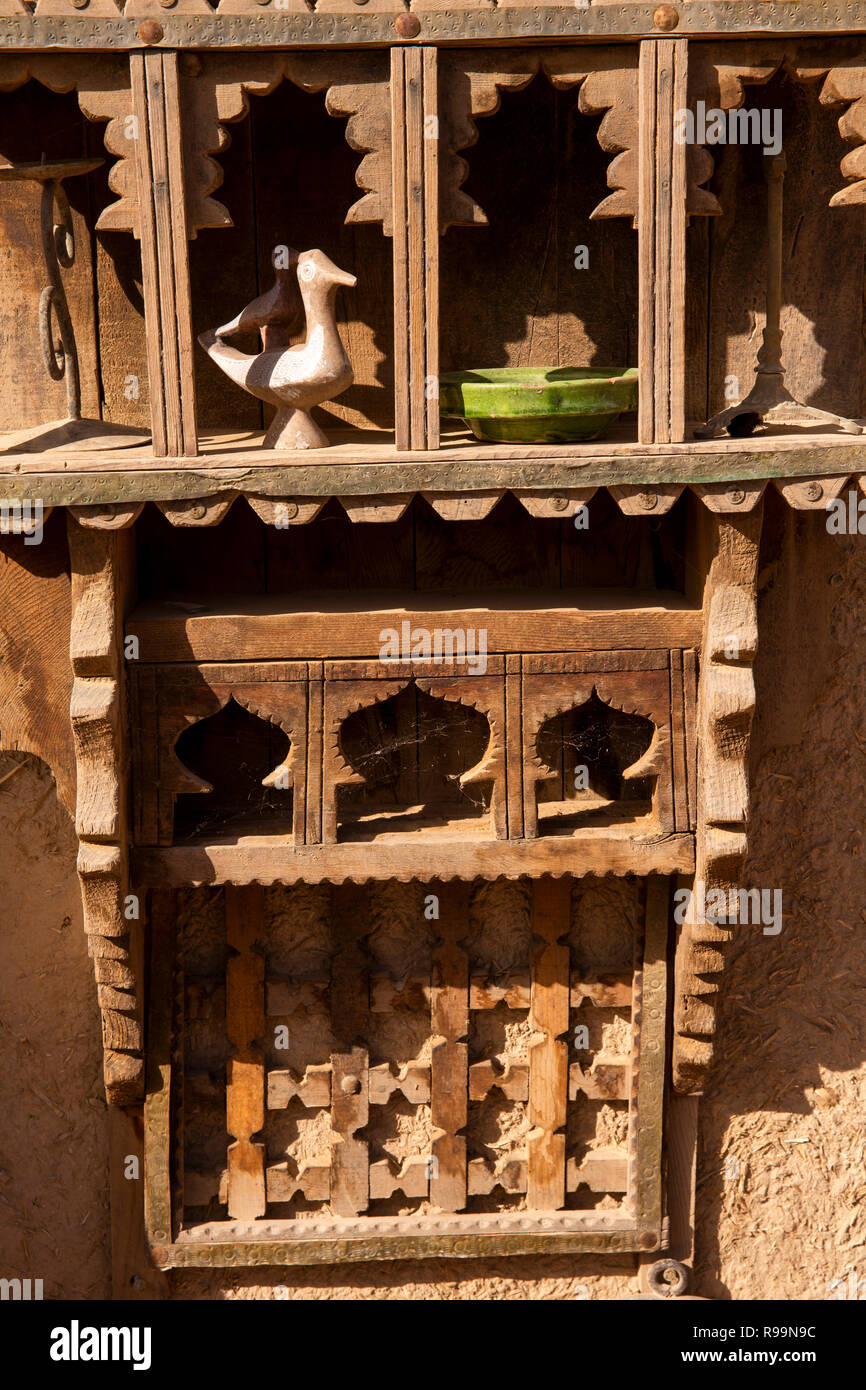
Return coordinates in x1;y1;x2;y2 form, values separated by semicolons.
0;54;138;235
534;688;657;836
180;50;392;237
335;679;497;842
686;41;866;216
173;695;293;843
439;47;640;233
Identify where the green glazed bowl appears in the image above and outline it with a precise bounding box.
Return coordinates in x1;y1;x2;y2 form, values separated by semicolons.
439;366;638;443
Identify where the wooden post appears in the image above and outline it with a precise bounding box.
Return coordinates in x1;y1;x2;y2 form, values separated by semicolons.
527;876;570;1210
330;883;370;1215
430;880;469;1211
391;46;439;451
225;884;266;1220
131;50;198;459
638;39;687;444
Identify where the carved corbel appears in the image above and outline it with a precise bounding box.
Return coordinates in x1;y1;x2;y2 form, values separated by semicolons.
67;518;142;1107
672;509;762;1094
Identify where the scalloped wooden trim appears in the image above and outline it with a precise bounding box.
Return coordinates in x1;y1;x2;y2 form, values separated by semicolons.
181;50;391;237
0;52;136;235
439;46;639;233
687;42;866;214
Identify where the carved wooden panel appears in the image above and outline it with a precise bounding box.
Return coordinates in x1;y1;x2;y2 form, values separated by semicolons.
687;40;866;215
179;50;391;237
144;874;669;1265
129;643;695;868
438;47;640;232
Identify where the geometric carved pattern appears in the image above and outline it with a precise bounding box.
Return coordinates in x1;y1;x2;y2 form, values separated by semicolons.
145;875;669;1264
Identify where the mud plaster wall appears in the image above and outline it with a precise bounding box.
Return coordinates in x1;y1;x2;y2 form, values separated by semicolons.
1;496;864;1300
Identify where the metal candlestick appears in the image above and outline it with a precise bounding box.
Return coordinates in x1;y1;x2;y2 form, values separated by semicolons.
0;158;151;452
695;153;863;439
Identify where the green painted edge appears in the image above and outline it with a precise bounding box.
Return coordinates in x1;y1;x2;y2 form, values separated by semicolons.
1;446;863;506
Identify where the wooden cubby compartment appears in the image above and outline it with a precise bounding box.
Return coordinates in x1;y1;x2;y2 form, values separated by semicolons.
685;48;866;435
191;72;394;450
440;67;639;450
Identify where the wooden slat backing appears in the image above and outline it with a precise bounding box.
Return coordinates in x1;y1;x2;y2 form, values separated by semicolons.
131;51;197;458
430;880;469;1212
391;46;439;451
225;884;266;1220
527;877;570;1210
638;39;687;444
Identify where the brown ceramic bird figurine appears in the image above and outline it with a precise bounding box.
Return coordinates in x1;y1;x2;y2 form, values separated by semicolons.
214;246;304;351
199;248;357;450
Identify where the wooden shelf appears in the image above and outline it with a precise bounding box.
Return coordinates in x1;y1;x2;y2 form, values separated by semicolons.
133;831;695;886
127;588;702;662
2;427;863;509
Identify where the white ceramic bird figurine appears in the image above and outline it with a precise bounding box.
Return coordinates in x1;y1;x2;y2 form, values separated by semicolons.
198;248;357;450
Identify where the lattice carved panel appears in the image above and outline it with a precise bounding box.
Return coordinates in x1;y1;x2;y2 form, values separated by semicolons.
144;875;669;1265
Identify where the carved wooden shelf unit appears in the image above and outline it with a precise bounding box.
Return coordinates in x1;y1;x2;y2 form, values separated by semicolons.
0;4;859;1286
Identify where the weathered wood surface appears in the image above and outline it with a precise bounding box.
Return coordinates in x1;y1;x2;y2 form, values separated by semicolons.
6;5;866;52
0;517;75;813
638;39;687;444
2;442;864;512
430;880;469;1212
131;50;197;458
133;833;695;886
391;46;438;450
109;1105;168;1300
127;593;701;663
527;877;569;1210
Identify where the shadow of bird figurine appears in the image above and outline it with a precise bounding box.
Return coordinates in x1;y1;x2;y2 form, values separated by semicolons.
198;248;357;450
214;246;304;351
